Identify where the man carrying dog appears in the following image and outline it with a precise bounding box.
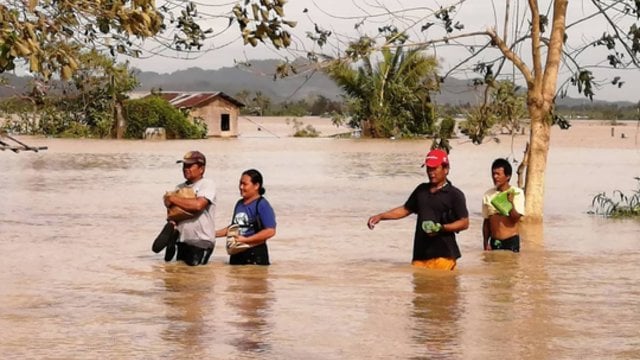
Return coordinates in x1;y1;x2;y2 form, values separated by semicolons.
153;150;217;265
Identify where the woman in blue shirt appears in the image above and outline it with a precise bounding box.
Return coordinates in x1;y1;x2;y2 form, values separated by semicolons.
216;169;276;265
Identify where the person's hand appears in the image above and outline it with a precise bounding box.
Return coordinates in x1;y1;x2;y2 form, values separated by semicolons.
421;220;442;234
367;215;381;230
506;188;520;204
163;192;174;207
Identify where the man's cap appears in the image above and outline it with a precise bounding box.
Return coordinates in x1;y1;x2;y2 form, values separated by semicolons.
422;149;449;167
177;151;206;165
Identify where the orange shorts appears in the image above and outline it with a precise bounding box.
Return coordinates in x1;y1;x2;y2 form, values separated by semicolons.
411;257;457;271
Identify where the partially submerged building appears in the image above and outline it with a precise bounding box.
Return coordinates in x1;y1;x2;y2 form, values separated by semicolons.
152;91;244;138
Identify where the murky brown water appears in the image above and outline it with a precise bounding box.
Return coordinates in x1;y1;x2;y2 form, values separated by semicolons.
1;136;639;359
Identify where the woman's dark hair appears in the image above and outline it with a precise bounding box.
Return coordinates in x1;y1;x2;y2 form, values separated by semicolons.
243;168;266;195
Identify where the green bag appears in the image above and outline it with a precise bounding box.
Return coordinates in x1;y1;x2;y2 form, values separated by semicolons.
490;189;517;216
421;220;442;234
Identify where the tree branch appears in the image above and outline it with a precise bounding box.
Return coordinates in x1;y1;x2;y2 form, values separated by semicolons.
589;0;640;67
441;42;492;80
486;28;534;86
541;0;569;103
394;31;490;48
528;0;543;88
504;0;511;44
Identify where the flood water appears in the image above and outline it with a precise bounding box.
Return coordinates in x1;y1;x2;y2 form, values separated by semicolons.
1;135;639;359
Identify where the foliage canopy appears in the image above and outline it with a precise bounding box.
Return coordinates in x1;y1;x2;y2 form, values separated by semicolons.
0;0;295;80
124;96;206;139
326;34;439;138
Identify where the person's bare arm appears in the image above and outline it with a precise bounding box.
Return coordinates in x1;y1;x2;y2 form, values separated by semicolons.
367;206;411;230
165;195;209;213
238;228;276;245
441;217;469;234
482;218;491;251
215;226;229;238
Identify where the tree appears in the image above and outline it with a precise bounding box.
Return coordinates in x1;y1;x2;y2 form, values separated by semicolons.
301;1;640;221
309;95;343;116
124;96;206;139
0;0;296;138
234;90;252;108
252;91;272;116
326;32;439;138
69;50;139;138
492;81;527;136
0;50;139;138
459;80;526;145
0;0;295;80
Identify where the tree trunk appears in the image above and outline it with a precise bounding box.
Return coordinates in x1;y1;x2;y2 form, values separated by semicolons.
114;101;125;139
516;142;529;188
524;101;551;223
362;119;372;137
520;222;545;247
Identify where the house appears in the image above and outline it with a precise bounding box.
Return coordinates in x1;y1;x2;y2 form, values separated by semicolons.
153;91;244;138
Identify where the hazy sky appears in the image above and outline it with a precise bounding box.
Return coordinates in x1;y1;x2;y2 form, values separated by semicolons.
128;0;640;103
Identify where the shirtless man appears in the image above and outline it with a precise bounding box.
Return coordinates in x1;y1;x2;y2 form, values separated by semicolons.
482;158;525;252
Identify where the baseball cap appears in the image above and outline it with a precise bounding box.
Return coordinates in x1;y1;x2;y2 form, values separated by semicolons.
422;149;449;167
177;150;206;165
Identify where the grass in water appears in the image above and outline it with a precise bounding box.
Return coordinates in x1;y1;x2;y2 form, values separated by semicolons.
589;177;640;217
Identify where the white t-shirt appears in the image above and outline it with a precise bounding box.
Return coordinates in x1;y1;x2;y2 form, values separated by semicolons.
175;178;217;242
482;185;525;218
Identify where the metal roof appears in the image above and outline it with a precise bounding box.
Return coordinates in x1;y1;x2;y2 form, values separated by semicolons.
151;91;244;108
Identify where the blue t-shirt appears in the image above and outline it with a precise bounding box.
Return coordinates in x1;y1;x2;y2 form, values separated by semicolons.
232;197;276;237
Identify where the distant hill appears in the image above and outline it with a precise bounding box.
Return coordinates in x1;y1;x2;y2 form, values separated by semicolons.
1;59;636;108
132;59;489;104
134;59;342;103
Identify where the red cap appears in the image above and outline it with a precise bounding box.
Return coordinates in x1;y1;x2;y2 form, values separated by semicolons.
423;149;449;167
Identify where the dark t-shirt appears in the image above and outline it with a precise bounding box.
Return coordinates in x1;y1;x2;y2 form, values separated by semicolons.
404;181;468;261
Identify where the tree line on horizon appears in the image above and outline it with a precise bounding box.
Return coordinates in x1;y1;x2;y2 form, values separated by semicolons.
1;54;638;141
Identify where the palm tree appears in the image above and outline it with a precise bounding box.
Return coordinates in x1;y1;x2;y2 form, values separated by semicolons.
326;41;439;138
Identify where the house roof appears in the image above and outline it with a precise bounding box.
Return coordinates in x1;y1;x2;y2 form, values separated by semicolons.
152;91;245;108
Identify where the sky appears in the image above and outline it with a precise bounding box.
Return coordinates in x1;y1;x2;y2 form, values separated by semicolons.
127;0;640;103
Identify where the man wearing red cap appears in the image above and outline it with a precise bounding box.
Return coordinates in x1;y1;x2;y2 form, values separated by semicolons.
153;150;217;266
367;149;469;270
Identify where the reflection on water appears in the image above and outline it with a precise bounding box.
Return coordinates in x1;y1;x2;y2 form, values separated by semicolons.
1;138;639;359
520;222;545;249
159;265;216;357
411;271;462;359
225;267;273;354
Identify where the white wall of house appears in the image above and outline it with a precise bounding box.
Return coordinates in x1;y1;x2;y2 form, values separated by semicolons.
189;97;240;137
